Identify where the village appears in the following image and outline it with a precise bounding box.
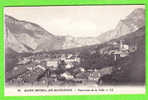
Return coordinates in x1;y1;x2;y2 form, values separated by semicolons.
5;39;138;86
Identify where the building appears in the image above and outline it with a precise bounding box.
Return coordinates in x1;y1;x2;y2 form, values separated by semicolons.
88;70;101;81
120;40;129;51
46;60;58;67
17;57;30;64
61;72;74;80
65;63;74;69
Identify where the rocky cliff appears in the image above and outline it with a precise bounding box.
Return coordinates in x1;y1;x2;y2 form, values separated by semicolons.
5;15;64;53
97;8;145;43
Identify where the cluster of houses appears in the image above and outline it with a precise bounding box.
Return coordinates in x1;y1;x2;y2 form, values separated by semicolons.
6;53;84;85
99;40;137;61
6;50;114;86
8;40;134;86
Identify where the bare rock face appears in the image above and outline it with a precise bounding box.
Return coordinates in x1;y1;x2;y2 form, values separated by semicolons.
98;8;145;43
6;30;29;53
62;36;100;49
5;8;145;54
5;15;101;53
5;15;63;53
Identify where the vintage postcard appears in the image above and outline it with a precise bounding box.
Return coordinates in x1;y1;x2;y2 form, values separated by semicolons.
4;5;145;96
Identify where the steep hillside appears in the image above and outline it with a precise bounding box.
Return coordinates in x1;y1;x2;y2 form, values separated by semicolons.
5;15;101;53
5;8;145;54
111;26;145;83
97;8;145;43
62;36;100;49
5;15;64;53
86;26;145;84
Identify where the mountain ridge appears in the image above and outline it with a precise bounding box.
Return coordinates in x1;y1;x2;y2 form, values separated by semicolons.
97;8;145;43
5;8;145;54
5;15;64;53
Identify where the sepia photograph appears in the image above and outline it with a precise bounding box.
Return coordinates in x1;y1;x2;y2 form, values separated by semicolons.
4;5;145;96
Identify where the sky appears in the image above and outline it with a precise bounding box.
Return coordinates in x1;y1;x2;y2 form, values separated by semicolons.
4;5;145;37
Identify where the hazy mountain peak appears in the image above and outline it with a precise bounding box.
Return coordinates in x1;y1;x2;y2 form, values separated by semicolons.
5;7;145;53
97;8;145;43
5;15;63;53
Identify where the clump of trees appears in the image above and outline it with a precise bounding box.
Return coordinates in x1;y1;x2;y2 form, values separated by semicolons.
79;49;115;70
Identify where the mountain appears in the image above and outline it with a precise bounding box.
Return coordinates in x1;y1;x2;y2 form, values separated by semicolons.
54;26;145;84
5;15;64;53
108;26;145;83
97;8;145;43
5;8;145;54
80;26;145;83
5;8;145;84
5;15;101;53
62;36;100;49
